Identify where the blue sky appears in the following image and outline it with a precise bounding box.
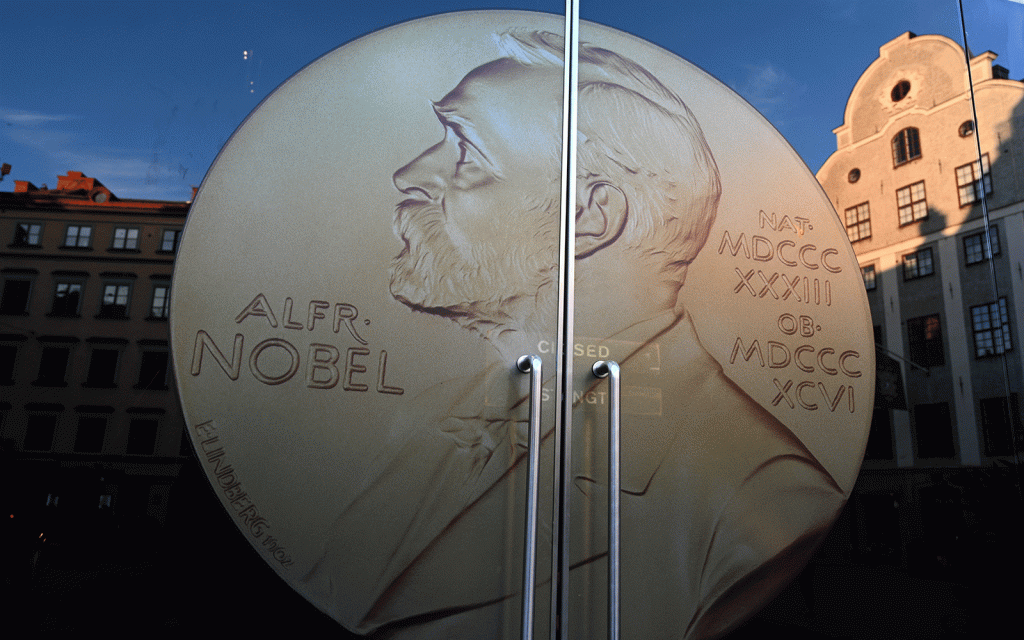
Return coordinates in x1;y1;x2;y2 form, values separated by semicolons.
1;0;1021;200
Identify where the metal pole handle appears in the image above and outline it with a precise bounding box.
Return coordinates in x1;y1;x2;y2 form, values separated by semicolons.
517;354;543;640
592;360;620;640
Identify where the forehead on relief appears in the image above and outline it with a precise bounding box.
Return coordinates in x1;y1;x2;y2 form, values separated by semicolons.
435;58;563;128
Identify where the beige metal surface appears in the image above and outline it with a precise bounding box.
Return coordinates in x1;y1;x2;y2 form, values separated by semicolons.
171;11;873;638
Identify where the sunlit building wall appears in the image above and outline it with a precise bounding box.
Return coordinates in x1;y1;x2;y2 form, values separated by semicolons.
0;171;189;526
817;32;1023;565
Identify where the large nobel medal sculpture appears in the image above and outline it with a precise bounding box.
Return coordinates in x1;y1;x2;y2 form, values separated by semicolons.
172;11;873;639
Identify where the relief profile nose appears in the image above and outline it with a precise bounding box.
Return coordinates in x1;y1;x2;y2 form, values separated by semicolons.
393;142;446;201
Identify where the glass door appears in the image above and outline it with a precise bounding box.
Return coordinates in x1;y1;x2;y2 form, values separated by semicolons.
171;6;570;640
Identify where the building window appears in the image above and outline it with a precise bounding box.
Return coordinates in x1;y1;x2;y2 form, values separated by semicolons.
111;227;140;250
35;346;71;386
891;80;911;102
63;225;92;248
907;314;944;367
99;283;131;319
150;284;170;319
0;278;33;315
137;350;169;390
955;154;992;206
971;298;1012;357
84;348;120;387
51;282;83;317
892;127;921;166
127;418;159;455
897;181;927;225
0;343;19;384
980;396;1018;457
844;202;871;242
913;402;955;459
25;413;58;451
12;222;42;247
861;265;876;291
964;226;1000;266
848;168;861;183
864;407;894;460
958;120;975;137
160;229;181;253
902;247;934;280
74;416;107;453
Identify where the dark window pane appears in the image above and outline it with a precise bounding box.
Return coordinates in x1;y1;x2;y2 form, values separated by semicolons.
13;223;42;246
864;407;893;459
137;351;169;389
914;402;955;459
51;283;82;316
907;315;944;367
25;414;57;451
85;348;119;387
127;419;158;455
0;279;31;315
980;396;1017;457
99;283;131;319
74;416;107;453
36;347;70;386
0;344;17;383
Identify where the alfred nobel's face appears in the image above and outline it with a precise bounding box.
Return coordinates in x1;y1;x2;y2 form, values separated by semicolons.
390;59;563;319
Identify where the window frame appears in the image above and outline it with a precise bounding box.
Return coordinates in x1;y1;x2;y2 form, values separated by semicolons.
74;414;109;454
83;345;122;388
136;348;170;390
11;222;43;247
34;343;73;387
906;313;945;368
913;402;956;459
0;275;35;315
844;202;871;242
979;395;1018;457
861;264;877;291
126;415;160;455
159;228;182;253
111;227;141;251
970;298;1012;358
24;412;59;452
99;281;133;319
963;225;1000;266
150;283;171;320
955;153;992;207
897;180;928;226
892;127;921;167
0;337;26;385
50;280;84;317
62;224;93;249
902;247;934;281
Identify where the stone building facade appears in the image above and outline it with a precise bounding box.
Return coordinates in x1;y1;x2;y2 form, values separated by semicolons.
817;32;1023;568
1;171;189;530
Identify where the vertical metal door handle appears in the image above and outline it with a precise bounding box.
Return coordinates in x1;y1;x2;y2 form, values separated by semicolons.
592;360;621;640
517;354;543;640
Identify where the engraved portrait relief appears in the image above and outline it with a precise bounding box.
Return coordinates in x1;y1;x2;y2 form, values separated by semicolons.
299;31;848;639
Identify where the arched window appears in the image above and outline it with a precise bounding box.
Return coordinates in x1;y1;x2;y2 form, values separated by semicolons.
892;127;921;166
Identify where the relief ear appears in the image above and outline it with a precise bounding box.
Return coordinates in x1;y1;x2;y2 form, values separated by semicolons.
575;182;627;259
